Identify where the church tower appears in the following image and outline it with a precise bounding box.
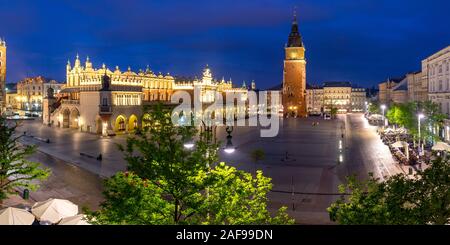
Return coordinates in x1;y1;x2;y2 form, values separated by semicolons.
0;38;6;111
282;11;307;117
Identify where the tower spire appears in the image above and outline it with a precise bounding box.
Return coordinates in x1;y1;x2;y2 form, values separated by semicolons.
293;6;297;24
287;7;303;48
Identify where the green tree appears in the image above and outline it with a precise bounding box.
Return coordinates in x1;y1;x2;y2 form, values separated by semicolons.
199;163;293;224
385;104;398;125
368;101;380;114
0;118;51;204
395;103;415;129
85;172;173;224
418;101;447;141
328;157;450;224
88;104;293;224
120;104;210;224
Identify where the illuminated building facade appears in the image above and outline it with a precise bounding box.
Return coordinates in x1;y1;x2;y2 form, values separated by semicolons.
16;76;63;114
43;55;249;135
306;82;367;114
306;84;323;115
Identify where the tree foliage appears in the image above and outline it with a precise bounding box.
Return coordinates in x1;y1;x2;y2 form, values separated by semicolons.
368;101;380;114
0;117;50;203
85;172;174;225
328;157;450;224
385;103;415;129
385;101;446;140
88;104;293;224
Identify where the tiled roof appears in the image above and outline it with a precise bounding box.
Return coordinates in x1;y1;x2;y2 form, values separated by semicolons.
392;78;408;91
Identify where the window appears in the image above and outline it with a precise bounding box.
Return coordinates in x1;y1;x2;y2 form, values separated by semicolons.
439;80;443;91
102;98;108;106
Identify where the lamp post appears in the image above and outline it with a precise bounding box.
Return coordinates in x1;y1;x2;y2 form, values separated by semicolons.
418;113;425;156
184;120;235;155
380;104;386;128
223;126;235;154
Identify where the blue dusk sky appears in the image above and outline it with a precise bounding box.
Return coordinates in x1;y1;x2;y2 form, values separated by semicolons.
0;0;449;89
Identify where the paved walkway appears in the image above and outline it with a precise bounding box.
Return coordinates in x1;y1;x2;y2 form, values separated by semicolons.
3;150;104;212
6;115;417;224
17;120;127;177
339;114;411;181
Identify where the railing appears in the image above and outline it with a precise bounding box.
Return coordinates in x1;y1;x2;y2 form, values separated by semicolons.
99;105;112;114
61;99;80;105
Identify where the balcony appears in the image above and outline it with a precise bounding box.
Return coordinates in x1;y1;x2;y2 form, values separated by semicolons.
99;105;112;114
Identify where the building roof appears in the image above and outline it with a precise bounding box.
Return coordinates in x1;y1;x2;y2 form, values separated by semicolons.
323;81;352;87
174;76;196;83
385;76;405;84
392;78;408;91
422;45;450;61
287;12;303;48
408;70;421;75
306;83;323;89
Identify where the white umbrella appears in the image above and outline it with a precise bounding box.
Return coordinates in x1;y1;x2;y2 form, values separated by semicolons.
32;198;78;224
58;214;91;225
0;207;35;225
391;141;407;148
432;141;450;151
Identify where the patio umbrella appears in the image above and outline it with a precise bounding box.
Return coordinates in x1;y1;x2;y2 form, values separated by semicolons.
58;214;91;225
432;142;450;151
391;141;406;148
0;207;35;225
32;198;78;224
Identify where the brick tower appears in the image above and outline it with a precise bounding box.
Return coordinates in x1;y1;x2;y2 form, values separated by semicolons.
282;11;307;117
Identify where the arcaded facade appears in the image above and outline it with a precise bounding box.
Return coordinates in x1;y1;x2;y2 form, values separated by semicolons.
43;55;249;135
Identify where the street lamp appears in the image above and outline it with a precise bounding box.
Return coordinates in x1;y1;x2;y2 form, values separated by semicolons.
418;113;425;156
223;126;235;154
380;104;386;128
183;141;194;149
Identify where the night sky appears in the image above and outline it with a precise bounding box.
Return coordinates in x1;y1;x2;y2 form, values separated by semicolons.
1;0;449;89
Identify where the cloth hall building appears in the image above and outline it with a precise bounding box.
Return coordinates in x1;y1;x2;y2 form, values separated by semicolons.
43;55;249;135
